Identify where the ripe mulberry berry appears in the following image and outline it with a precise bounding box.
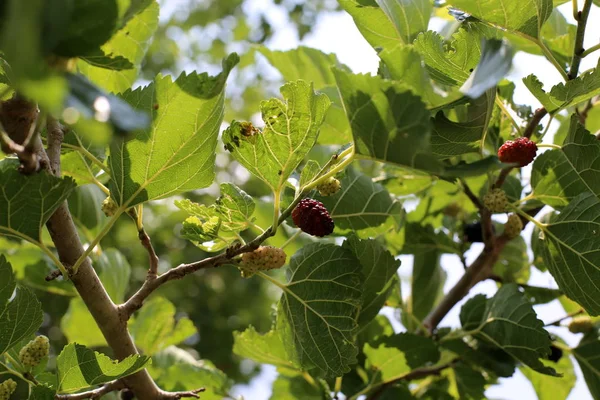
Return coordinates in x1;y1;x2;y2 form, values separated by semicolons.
239;246;287;278
483;188;508;213
19;335;49;369
569;316;594;334
497;137;538;167
317;177;341;196
292;198;334;237
547;345;563;363
504;214;523;239
0;378;16;400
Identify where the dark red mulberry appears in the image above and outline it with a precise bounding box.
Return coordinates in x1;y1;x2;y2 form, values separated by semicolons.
291;198;334;237
497;137;538;167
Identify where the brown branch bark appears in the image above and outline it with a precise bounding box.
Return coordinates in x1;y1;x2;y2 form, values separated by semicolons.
54;380;126;400
365;359;458;400
569;0;593;80
42;125;168;398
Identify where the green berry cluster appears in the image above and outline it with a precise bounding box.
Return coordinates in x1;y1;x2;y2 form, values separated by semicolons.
569;316;594;334
504;214;523;239
0;379;16;400
317;177;341;196
483;188;508;213
19;335;49;369
239;246;286;278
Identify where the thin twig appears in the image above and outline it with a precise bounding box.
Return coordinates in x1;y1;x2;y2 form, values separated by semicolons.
46;116;64;176
494;107;548;189
460;179;483;210
364;360;458;400
139;228;159;278
55;380;126;399
569;0;593;80
545;308;584;327
121;192;307;317
160;387;206;399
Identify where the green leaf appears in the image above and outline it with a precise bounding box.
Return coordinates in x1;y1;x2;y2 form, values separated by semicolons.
77;1;159;93
270;374;325;400
258;46;346;90
493;236;530;283
94;249;130;303
453;363;486;400
68;184;109;241
538;192;600;315
276;243;362;377
442;338;516;378
400;223;460;255
403;251;446;327
30;385;56;400
523;61;600;114
79;49;134;71
443;156;511;178
150;346;230;400
52;0;119;57
233;326;298;372
129;297;197;356
0;256;43;355
374;0;432;45
61;298;106;347
0;158;76;243
180;216;221;243
299;160;321;189
459;284;557;376
215;183;255;232
460;39;513;99
521;340;576;400
447;0;553;39
337;0;401;51
109;54;239;207
342;236;401;328
573;334;600;399
223;80;330;193
378;44;441;107
364;333;440;382
431;89;495;157
56;343;150;394
66;72;150;135
561;116;600;196
531;149;589;207
317;86;353;145
333;68;443;174
413;29;481;87
316;168;404;232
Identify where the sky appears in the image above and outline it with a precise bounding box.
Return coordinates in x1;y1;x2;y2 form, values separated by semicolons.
166;1;600;399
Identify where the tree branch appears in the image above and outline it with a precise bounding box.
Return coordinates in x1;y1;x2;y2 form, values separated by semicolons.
138;228;159;278
42;122;164;398
121;192;307;317
55;380;126;399
545;308;584;327
569;0;593;80
460;179;483;210
46;116;64;175
365;360;458;400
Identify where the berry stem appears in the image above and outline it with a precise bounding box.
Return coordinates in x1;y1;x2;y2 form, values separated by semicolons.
303;145;355;191
272;189;281;234
494;95;523;137
582;42;600;58
507;203;546;229
281;230;302;249
536;39;569;81
536;143;561;150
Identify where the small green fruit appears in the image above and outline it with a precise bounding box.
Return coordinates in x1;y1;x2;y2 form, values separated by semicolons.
19;335;49;369
0;378;17;400
239;246;287;278
317;177;341;196
504;214;523;239
569;316;594;334
483;188;508;213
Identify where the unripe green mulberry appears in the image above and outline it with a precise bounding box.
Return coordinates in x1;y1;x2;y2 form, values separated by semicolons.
102;196;118;217
239;246;286;278
569;316;594;334
504;214;523;239
0;379;16;400
483;188;508;213
19;335;49;369
317;177;341;196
